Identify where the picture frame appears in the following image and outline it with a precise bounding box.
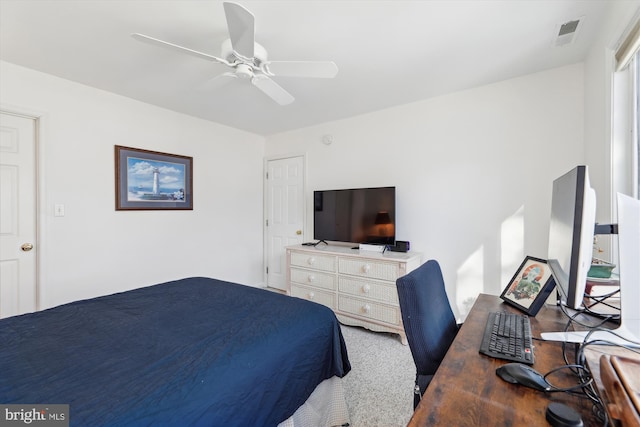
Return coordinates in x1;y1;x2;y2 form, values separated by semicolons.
500;256;556;316
115;145;193;210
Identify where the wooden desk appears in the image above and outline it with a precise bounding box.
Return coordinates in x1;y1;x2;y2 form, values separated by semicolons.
584;345;640;425
408;294;603;426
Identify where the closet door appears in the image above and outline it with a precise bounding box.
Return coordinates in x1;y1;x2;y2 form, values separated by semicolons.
265;156;304;291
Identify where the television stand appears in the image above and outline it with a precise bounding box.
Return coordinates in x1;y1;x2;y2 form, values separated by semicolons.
286;244;422;345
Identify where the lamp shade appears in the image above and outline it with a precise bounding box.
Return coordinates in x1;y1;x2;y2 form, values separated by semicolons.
375;211;391;225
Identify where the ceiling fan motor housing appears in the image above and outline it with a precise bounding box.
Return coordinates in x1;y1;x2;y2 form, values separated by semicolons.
221;38;268;69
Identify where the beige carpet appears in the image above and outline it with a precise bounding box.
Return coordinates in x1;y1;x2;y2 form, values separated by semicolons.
340;325;415;427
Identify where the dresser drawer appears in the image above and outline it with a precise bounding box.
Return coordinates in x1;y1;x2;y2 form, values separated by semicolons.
291;284;336;310
338;295;400;326
338;276;399;305
338;257;399;281
290;268;336;291
290;251;336;272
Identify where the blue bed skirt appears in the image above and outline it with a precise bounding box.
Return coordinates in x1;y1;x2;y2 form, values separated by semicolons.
0;277;351;426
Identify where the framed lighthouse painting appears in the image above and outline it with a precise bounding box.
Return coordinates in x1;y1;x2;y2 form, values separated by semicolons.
115;146;193;210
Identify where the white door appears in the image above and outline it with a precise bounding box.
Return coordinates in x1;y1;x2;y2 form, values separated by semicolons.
0;112;37;318
265;156;304;291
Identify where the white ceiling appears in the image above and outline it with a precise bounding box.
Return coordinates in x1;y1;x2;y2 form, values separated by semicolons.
0;0;619;136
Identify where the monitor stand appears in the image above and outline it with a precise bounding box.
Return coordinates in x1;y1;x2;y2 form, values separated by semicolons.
540;326;639;347
541;193;640;348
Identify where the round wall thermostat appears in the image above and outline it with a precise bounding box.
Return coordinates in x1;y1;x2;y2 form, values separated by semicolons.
322;135;334;145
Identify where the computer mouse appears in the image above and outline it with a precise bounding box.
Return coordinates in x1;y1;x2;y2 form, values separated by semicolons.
496;363;552;392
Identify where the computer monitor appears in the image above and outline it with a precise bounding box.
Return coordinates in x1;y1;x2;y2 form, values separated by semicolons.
542;179;640;347
546;165;596;310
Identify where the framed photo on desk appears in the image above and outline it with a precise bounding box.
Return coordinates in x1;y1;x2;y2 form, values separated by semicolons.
500;256;556;316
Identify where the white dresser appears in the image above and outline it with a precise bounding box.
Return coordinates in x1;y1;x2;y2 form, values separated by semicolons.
286;244;422;344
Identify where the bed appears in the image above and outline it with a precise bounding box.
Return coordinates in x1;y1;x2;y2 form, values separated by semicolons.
0;277;351;426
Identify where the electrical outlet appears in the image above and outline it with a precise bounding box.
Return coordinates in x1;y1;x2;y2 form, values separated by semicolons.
54;204;65;217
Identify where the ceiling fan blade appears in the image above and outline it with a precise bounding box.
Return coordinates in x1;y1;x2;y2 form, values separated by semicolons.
223;2;255;60
251;75;294;106
132;33;229;65
265;61;339;78
200;72;238;91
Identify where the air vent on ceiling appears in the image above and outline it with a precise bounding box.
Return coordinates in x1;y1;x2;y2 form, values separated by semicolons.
554;18;582;47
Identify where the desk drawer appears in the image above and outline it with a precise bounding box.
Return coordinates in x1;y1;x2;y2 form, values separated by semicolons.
290;268;336;291
338;295;400;326
290;252;336;272
291;284;336;310
338;258;399;281
338;276;398;305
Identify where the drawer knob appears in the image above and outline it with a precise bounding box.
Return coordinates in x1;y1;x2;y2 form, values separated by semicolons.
308;257;316;265
362;284;371;294
308;274;315;283
308;292;315;300
362;264;371;273
362;304;371;314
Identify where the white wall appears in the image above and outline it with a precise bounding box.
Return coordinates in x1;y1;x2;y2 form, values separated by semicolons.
4;2;635;318
0;61;266;309
266;64;584;319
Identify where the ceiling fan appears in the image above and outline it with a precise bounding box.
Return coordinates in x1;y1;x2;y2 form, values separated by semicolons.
132;1;338;106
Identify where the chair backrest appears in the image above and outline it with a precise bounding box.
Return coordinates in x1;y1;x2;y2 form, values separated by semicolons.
396;260;458;379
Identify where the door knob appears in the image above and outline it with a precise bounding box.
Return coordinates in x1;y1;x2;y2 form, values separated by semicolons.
21;243;34;252
296;230;302;235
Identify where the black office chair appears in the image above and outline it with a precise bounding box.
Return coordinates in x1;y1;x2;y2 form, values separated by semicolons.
396;259;459;409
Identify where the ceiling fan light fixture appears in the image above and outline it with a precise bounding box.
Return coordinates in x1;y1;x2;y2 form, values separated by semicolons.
235;63;254;79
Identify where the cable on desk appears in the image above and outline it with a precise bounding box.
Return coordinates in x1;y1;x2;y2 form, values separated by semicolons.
556;304;615;368
545;311;610;424
584;288;620;301
570;330;640;426
583;289;621;321
558;303;612;330
534;358;606;424
575;330;640;360
536;299;639;425
541;364;593;393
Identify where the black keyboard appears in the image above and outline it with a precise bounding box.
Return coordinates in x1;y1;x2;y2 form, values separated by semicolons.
479;311;534;365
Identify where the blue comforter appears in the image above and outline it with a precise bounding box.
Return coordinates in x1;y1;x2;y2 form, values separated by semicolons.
0;277;351;426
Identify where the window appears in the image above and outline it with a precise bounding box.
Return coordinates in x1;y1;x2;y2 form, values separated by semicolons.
614;17;640;199
635;50;640;197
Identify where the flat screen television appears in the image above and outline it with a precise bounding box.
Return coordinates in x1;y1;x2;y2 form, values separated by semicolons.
313;186;395;245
